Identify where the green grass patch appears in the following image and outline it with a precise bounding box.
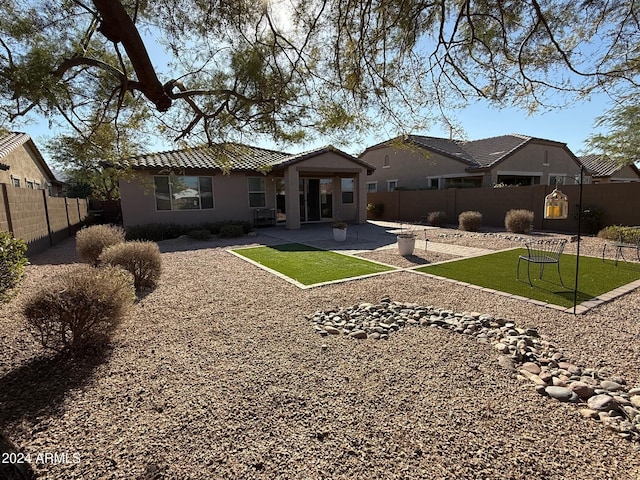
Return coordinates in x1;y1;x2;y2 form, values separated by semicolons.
232;243;395;286
416;248;640;308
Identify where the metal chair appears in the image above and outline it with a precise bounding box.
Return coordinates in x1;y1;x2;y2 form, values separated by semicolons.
602;227;640;266
517;239;567;287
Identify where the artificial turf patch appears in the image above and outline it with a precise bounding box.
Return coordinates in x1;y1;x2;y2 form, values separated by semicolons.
232;243;396;286
416;248;640;308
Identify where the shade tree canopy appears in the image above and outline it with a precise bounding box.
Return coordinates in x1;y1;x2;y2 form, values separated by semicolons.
1;0;639;152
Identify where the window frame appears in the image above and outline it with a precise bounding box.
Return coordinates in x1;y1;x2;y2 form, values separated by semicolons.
366;181;378;193
341;177;355;204
11;176;20;187
248;176;267;208
387;179;398;192
153;175;215;212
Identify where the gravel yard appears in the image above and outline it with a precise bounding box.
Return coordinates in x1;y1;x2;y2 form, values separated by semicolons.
1;226;640;479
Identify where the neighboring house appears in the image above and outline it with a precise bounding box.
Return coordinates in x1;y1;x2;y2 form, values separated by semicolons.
360;134;589;192
578;154;640;184
0;131;63;196
120;143;375;230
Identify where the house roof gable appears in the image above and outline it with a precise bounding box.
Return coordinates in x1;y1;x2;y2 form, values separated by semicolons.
0;132;61;183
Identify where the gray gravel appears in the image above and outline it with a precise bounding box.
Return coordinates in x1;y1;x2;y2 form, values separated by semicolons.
1;228;640;479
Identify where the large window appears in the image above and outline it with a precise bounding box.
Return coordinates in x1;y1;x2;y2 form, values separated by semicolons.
248;177;266;208
154;176;214;211
341;178;354;203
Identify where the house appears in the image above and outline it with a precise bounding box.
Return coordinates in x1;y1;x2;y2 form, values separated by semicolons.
120;143;375;230
360;134;589;192
0;132;63;195
578;154;640;184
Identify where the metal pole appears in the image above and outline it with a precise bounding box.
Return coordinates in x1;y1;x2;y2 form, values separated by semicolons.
573;165;584;314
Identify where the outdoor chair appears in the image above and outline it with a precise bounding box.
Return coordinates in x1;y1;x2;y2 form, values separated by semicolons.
517;238;567;287
602;227;640;266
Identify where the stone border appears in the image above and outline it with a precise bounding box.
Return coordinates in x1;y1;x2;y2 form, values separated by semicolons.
307;299;640;441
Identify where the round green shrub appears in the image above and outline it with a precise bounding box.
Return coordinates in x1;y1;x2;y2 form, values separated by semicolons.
427;211;447;227
76;224;126;265
505;209;534;233
99;241;162;292
187;229;212;240
0;232;28;304
219;224;245;238
23;265;135;352
458;211;482;232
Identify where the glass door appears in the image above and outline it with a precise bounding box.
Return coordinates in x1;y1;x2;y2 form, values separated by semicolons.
299;178;333;222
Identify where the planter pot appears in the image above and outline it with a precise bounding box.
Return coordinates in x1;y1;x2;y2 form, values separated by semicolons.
397;234;416;256
333;228;347;241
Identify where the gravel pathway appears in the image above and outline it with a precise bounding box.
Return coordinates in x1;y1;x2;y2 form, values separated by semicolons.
1;227;640;479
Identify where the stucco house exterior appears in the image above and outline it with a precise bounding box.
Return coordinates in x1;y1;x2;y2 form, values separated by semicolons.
0;132;63;196
120;144;375;230
578;154;640;184
360;134;589;192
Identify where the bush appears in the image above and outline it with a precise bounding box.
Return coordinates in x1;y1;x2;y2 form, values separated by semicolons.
0;232;28;304
23;265;135;352
99;241;162;292
458;211;482;232
187;229;212;240
219;224;245;238
575;205;604;235
598;225;640;242
505;209;534;233
367;203;384;219
76;224;125;265
126;223;188;242
427;211;447;227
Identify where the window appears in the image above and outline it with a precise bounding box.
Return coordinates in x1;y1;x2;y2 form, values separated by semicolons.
26;180;34;189
549;175;565;186
154;176;214;211
11;177;20;187
248;177;266;208
341;178;354;203
367;181;378;193
427;177;440;189
383;155;390;168
34;182;41;189
387;180;398;192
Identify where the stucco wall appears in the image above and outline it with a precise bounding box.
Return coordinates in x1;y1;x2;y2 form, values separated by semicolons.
120;170;277;228
361;145;472;192
493;142;582;186
0;143;52;188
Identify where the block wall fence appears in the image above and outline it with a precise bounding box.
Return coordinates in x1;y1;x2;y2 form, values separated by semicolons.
0;183;88;254
367;183;640;233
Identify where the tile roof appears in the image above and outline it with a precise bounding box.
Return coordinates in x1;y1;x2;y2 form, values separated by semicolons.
578;154;626;177
131;143;375;173
371;133;570;169
0;132;31;159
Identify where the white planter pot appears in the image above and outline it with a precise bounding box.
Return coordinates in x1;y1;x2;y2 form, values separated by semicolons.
333;228;347;241
397;234;416;256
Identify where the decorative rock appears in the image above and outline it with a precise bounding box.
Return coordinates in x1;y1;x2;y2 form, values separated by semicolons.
630;395;640;409
497;355;515;371
568;381;595;400
600;380;624;392
520;362;541;375
324;326;341;335
587;394;616;411
628;387;640;396
545;386;578;402
348;330;368;339
578;408;599;419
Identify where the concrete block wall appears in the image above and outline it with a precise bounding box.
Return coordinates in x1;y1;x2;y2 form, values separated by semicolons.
0;183;89;254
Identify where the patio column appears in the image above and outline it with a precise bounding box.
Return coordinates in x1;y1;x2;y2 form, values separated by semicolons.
357;169;368;224
284;166;300;229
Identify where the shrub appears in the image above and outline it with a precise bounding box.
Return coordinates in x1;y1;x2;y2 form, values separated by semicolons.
187;229;212;240
427;211;447;227
575;205;604;235
99;241;162;292
367;203;384;219
458;211;482;232
76;224;125;265
598;225;639;242
126;223;187;242
219;224;245;238
0;232;28;304
23;265;135;352
505;209;534;233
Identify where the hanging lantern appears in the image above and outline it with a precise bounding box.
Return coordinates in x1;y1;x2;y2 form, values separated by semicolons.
544;188;568;219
